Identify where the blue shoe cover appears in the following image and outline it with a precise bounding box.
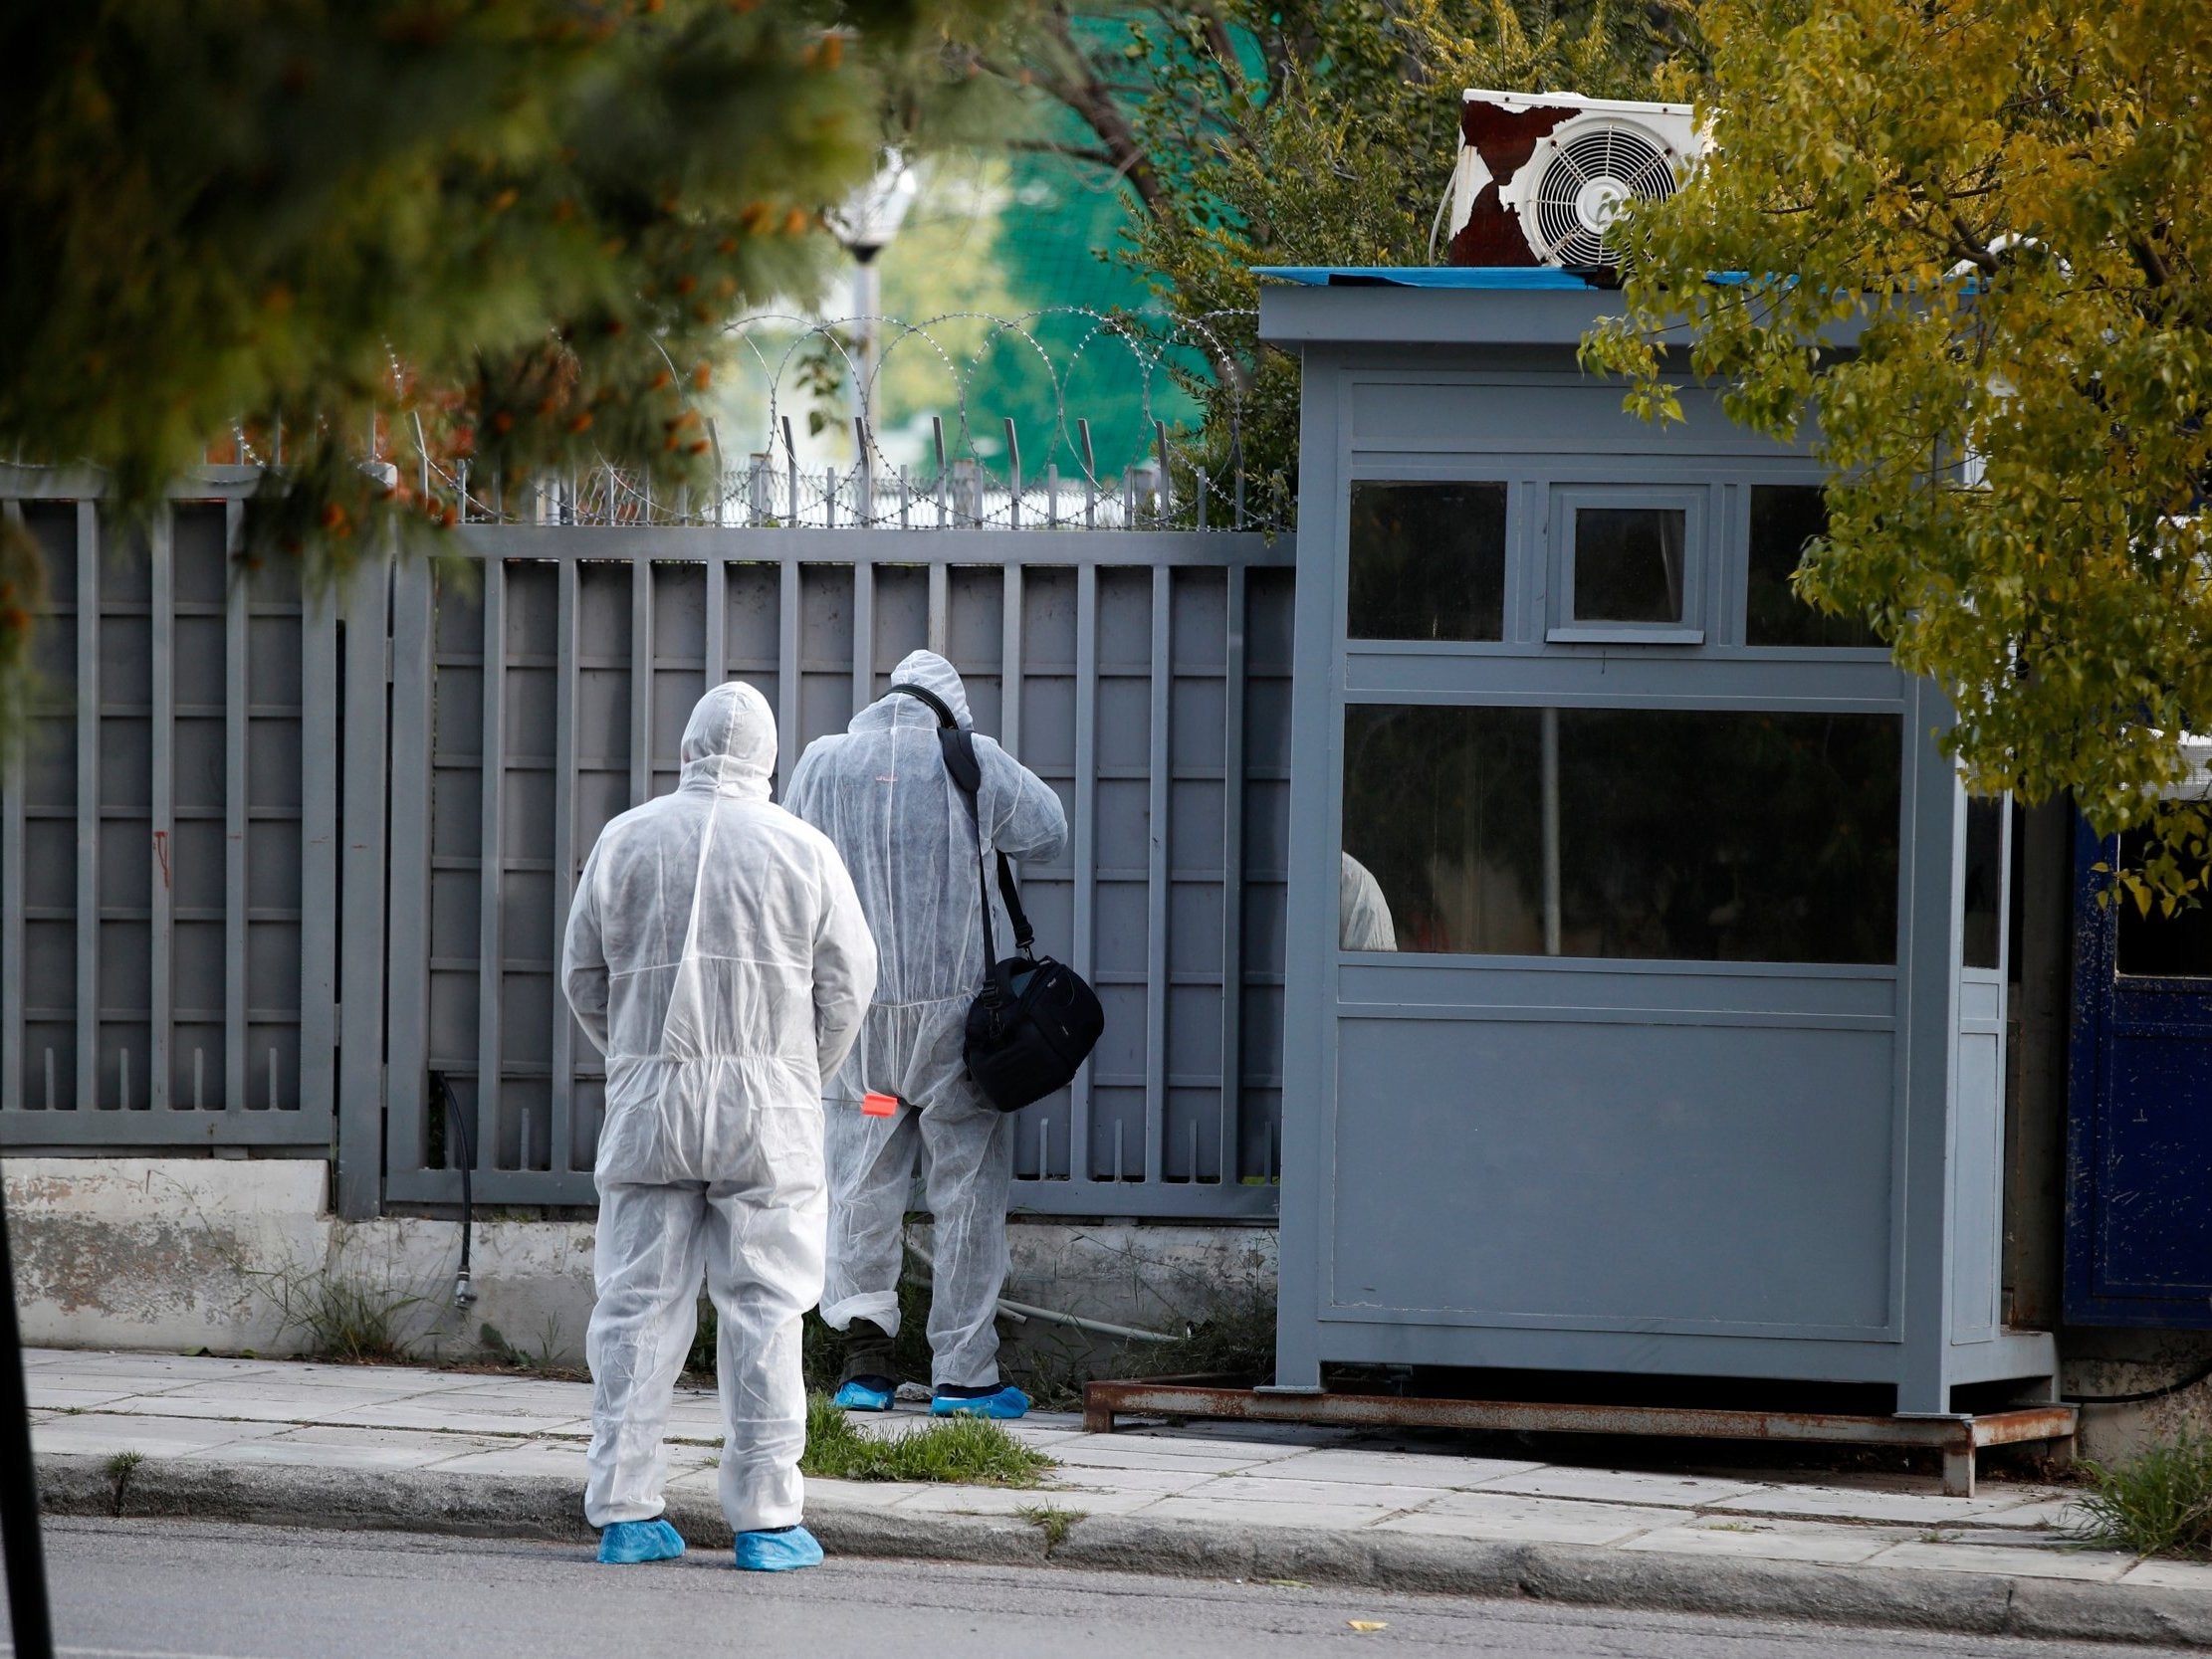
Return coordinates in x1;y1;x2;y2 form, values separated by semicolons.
734;1524;823;1572
597;1518;686;1564
832;1378;895;1412
930;1384;1030;1420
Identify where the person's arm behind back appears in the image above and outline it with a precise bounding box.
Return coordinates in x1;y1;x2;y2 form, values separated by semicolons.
562;839;612;1054
976;736;1068;864
809;841;878;1085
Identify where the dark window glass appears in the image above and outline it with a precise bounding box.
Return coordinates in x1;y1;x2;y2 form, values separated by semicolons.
1343;706;1901;963
1347;481;1507;642
1746;486;1880;648
1572;507;1686;623
2115;830;2212;978
1962;796;2003;969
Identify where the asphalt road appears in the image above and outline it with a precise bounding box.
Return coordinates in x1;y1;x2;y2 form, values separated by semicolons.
0;1518;2191;1659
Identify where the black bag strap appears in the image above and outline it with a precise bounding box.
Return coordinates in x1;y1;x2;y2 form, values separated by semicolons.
889;685;1035;993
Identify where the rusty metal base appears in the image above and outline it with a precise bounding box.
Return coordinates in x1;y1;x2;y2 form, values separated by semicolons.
1081;1378;2077;1498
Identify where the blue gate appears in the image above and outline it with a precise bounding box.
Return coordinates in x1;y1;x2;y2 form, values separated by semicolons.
2067;816;2212;1327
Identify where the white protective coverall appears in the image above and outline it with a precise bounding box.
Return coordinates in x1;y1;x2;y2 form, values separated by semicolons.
783;650;1068;1388
1340;853;1400;951
562;682;877;1534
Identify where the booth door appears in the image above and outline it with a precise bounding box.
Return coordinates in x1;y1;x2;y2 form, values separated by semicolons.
2067;819;2212;1326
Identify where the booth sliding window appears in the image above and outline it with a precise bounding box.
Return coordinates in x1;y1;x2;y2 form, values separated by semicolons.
1550;487;1704;645
1339;704;1902;962
1745;485;1881;649
2114;828;2212;978
1346;480;1508;642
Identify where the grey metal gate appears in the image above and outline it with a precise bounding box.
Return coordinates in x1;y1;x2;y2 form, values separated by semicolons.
0;474;342;1149
379;527;1296;1220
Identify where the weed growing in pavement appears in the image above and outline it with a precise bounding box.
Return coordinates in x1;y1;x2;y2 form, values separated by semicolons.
1014;1504;1084;1549
799;1392;1056;1487
104;1450;144;1516
262;1263;422;1363
2078;1431;2212;1558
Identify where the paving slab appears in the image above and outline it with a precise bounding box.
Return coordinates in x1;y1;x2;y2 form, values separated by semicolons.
178;1425;520;1472
1242;1447;1546;1489
1471;1464;1774;1506
892;1484;1161;1518
1382;1492;1682;1546
2122;1558;2212;1591
1133;1494;1403;1531
1705;1485;2042;1527
1867;1539;2137;1581
30;1410;293;1460
1622;1519;1901;1565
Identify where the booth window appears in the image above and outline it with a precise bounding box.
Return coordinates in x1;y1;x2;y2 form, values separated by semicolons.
1347;481;1508;642
1961;795;2003;970
1341;704;1901;963
1549;488;1704;643
2115;829;2212;977
1746;486;1880;648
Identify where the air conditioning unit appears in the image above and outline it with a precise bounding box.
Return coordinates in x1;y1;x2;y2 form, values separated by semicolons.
1444;89;1701;270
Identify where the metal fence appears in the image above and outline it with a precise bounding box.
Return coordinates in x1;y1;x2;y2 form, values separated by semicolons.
381;527;1295;1219
1;465;1297;1224
0;474;339;1149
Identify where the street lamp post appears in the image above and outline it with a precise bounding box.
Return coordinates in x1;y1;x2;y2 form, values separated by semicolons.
829;154;917;446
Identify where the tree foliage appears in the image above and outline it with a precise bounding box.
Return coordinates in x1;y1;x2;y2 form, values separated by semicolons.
0;0;987;735
967;1;1666;485
1583;0;2212;905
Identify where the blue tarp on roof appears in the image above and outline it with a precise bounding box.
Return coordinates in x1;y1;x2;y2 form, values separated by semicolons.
1251;266;1604;290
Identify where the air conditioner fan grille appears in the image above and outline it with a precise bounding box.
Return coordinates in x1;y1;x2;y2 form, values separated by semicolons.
1528;123;1677;267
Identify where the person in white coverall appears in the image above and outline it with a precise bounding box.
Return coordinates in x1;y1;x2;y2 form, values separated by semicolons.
561;682;877;1571
784;650;1067;1419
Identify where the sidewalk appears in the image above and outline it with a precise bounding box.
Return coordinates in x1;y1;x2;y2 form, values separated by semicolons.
25;1348;2212;1646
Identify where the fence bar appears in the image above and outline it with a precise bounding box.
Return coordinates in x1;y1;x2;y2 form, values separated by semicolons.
1155;421;1173;517
149;507;175;1111
381;560;436;1187
333;549;390;1216
1071;561;1098;1178
703;555;727;693
75;505;97;1108
299;544;340;1126
850;560;875;716
776;560;800;793
1144;565;1172;1183
0;507;20;1113
933;417;949;528
1218;564;1247;1185
1079;422;1097;529
475;558;509;1180
1006;419;1022;531
224;499;248;1112
927;561;949;658
783;417;799;527
998;564;1024;764
628;558;652;805
551;559;579;1176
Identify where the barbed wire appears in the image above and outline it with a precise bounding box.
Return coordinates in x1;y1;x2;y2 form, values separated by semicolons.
424;307;1286;533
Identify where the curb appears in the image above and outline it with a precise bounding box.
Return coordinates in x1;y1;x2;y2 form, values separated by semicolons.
38;1453;2212;1648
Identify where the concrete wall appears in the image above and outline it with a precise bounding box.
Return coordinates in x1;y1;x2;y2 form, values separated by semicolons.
3;1156;1275;1374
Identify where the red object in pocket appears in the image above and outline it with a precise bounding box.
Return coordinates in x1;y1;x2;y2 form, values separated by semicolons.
861;1092;898;1118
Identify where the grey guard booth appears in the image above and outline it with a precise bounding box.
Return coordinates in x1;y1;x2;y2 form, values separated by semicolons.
1259;270;2055;1416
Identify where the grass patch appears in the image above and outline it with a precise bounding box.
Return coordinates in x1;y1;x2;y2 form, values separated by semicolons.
105;1450;144;1517
2079;1431;2212;1558
1015;1504;1084;1549
800;1392;1056;1487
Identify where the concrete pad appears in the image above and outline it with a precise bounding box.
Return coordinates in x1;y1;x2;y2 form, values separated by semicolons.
1866;1540;2135;1581
2120;1557;2212;1591
27;1352;287;1382
1381;1493;1679;1546
1243;1448;1546;1489
1043;1465;1217;1497
1044;1438;1283;1474
1471;1466;1770;1507
1134;1421;1361;1451
321;1403;591;1436
893;1484;1159;1518
1110;1429;1321;1461
1622;1520;1898;1565
108;1384;431;1420
1134;1495;1399;1531
1173;1475;1433;1510
773;1475;934;1509
24;1385;143;1411
31;1411;292;1460
423;1439;605;1479
1704;1486;2022;1526
1960;1499;2087;1532
184;1426;516;1472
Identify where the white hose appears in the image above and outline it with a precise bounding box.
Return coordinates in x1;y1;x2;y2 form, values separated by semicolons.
904;1236;1184;1345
